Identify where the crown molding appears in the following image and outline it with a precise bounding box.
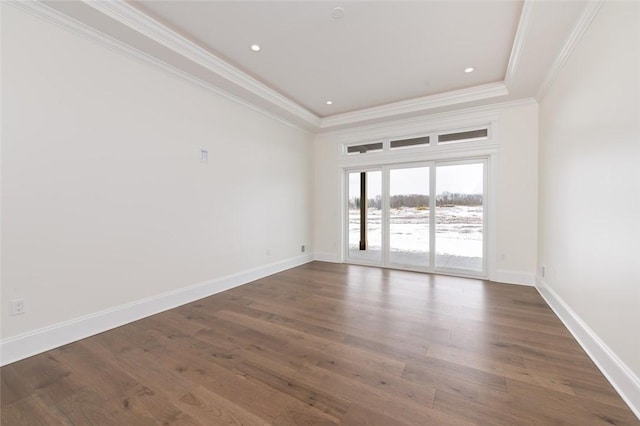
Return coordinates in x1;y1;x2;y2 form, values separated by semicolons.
320;82;509;130
317;98;537;143
536;0;605;100
83;1;530;131
81;0;321;128
505;0;536;86
7;0;314;134
10;0;560;135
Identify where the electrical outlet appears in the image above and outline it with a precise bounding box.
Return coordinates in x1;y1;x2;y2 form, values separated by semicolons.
11;299;25;316
541;265;546;278
301;245;306;253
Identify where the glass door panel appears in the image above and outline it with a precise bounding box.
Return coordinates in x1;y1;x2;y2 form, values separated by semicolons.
435;163;484;272
388;166;430;268
348;170;382;263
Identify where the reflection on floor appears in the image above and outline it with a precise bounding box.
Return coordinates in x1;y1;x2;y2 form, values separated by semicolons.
348;247;482;271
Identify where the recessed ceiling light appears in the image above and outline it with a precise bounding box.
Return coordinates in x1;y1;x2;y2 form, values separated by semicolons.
250;44;261;52
331;7;344;19
326;100;333;105
465;67;475;73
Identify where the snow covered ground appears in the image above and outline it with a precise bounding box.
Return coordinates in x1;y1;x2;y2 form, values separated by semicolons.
348;206;483;271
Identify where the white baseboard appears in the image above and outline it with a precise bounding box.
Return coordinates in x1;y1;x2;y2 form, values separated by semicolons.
313;251;341;263
0;254;313;366
312;257;536;288
535;276;640;419
493;269;535;286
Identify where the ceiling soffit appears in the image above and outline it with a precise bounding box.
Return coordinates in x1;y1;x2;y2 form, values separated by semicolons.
24;1;596;132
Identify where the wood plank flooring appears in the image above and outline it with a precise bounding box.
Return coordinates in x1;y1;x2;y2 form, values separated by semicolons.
1;262;638;425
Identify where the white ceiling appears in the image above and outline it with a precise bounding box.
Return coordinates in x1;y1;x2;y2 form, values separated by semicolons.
135;1;523;117
40;0;590;131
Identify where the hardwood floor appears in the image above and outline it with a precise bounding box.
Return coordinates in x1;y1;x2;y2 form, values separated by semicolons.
1;262;638;425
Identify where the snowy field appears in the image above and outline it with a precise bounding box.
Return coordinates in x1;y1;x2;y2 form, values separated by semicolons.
348;206;483;271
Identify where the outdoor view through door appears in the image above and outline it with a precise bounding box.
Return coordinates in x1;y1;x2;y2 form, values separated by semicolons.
348;171;382;262
389;166;430;268
435;163;484;271
347;161;485;275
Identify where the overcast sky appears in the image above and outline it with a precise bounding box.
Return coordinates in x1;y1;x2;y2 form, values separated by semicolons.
349;164;483;199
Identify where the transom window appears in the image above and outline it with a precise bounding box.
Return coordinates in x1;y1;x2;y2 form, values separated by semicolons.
343;125;490;157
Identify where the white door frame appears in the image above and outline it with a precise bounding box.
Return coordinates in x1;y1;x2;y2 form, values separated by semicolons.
344;156;490;279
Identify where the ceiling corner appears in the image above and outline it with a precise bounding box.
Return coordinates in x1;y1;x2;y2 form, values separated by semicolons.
536;0;605;100
505;0;537;87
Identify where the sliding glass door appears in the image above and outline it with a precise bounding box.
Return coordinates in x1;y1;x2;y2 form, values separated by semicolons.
388;165;430;268
346;159;486;276
435;163;484;273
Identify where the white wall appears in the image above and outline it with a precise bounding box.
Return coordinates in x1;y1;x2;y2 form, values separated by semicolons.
538;0;640;387
1;5;313;342
494;103;539;283
313;101;539;285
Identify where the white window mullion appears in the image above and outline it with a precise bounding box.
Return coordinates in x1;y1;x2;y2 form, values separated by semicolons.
483;158;489;276
429;162;436;271
381;166;390;267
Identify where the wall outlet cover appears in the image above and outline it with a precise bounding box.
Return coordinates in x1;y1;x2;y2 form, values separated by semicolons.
11;299;26;316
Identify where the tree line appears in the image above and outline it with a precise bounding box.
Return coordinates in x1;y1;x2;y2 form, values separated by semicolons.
349;192;482;209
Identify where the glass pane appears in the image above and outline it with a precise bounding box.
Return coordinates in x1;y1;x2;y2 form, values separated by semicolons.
435;163;484;272
389;167;430;267
348;171;382;262
347;142;383;154
438;129;488;144
390;136;430;150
